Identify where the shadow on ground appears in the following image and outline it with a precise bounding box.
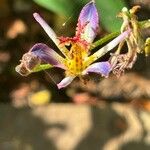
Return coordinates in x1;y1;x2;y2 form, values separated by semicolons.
0;104;150;150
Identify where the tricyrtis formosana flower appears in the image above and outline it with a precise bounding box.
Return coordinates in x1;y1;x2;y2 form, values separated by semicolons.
15;0;130;89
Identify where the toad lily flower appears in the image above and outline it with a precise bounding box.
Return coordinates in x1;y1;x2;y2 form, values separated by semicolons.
16;0;130;89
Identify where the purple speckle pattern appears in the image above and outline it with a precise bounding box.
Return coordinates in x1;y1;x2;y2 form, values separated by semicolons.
77;1;99;42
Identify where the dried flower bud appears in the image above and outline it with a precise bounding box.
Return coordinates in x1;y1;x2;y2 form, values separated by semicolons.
15;52;41;76
110;6;145;76
144;38;150;56
15;64;30;76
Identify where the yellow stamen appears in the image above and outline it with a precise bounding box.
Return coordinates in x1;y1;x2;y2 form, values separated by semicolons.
65;44;87;76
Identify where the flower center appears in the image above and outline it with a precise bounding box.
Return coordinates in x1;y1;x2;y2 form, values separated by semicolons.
65;43;87;76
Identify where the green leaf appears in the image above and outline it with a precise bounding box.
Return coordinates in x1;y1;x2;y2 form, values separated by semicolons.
33;0;127;32
95;0;126;32
33;0;74;17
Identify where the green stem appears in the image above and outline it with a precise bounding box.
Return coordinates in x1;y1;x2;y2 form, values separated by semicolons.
32;64;52;72
90;31;120;50
139;19;150;29
90;19;150;51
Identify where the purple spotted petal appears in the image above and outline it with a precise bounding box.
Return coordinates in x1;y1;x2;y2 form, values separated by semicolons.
57;76;75;89
83;61;112;77
30;43;65;68
76;1;99;43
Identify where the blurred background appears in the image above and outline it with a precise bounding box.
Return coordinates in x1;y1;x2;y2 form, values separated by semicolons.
0;0;150;149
